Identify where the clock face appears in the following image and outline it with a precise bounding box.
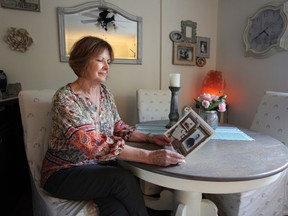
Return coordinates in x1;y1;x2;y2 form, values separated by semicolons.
247;9;284;52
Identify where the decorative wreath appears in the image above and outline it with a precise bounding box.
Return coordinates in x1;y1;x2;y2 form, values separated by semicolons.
4;27;33;52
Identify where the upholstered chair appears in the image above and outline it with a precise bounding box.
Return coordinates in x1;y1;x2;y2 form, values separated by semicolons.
18;90;98;216
137;89;171;123
136;89;174;210
204;91;288;216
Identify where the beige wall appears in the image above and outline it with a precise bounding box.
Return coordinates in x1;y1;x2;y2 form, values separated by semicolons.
217;0;288;128
0;0;218;125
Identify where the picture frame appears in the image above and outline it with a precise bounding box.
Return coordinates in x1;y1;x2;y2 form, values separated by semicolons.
196;36;210;58
1;0;40;12
165;109;215;156
196;57;207;67
169;31;183;42
173;42;196;66
181;20;197;43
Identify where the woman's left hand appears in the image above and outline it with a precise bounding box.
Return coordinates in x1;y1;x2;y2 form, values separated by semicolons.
149;134;171;147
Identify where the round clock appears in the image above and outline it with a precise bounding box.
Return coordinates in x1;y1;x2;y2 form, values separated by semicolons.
243;1;288;57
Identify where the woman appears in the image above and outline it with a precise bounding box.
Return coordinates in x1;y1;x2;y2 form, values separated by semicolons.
40;36;185;216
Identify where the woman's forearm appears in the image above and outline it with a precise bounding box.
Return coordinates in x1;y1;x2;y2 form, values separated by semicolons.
128;130;150;142
117;144;185;167
117;145;151;164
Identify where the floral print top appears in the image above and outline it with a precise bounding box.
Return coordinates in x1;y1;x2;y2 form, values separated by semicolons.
40;84;135;187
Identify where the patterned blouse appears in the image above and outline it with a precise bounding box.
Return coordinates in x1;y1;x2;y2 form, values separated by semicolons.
40;84;135;187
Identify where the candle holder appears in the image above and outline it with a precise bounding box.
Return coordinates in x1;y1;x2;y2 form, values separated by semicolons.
166;86;181;129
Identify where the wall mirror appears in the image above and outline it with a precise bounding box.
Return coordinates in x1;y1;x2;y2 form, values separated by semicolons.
57;0;142;64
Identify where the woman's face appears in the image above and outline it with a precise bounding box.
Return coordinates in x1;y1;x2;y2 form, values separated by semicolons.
84;49;111;84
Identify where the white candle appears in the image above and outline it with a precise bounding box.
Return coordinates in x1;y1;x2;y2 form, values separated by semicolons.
169;73;180;87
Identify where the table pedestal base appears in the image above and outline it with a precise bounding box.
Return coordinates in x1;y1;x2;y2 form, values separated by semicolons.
144;189;174;210
174;191;218;216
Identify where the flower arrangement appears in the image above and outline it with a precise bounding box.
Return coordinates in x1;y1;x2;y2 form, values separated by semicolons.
195;93;227;112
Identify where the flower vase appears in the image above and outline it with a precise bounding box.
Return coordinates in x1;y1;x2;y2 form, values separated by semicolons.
200;110;218;129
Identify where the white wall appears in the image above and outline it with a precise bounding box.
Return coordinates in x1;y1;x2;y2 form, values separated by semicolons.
217;0;288;128
161;0;218;112
0;0;218;125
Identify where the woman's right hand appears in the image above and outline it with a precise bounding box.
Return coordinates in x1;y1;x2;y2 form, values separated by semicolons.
148;149;185;166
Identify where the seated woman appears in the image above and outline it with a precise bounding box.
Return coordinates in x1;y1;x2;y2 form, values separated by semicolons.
40;36;185;216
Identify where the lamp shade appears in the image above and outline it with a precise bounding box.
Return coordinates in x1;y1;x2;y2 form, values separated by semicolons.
201;70;226;96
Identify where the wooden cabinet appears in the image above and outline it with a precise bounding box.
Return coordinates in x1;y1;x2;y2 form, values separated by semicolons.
0;97;31;214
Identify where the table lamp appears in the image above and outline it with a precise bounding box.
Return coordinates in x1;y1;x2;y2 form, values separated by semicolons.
201;70;226;96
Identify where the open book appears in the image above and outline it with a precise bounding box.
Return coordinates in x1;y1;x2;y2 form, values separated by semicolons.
165;109;215;156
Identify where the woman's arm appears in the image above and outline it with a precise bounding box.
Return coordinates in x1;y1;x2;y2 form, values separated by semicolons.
128;130;171;147
117;145;185;167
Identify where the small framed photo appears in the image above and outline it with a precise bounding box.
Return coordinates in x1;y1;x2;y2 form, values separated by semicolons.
1;0;40;12
196;36;210;58
173;42;196;66
181;20;197;43
169;31;183;42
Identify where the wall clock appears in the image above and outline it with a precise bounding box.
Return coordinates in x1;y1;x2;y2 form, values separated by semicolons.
243;0;288;58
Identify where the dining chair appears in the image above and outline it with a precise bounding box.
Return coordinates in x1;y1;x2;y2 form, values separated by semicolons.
204;90;288;216
137;89;171;123
18;90;98;216
136;89;174;211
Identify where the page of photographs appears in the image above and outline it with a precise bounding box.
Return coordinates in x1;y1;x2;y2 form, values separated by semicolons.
165;110;214;156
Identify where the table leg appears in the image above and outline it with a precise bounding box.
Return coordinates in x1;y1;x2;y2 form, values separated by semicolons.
173;191;218;216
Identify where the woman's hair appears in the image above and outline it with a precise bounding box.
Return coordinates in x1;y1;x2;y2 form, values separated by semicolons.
69;36;114;77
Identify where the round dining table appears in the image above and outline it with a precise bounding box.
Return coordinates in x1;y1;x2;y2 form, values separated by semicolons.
119;122;288;216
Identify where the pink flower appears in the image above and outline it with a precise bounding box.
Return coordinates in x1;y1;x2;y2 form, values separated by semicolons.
201;100;210;108
200;93;213;101
195;93;227;112
218;102;226;112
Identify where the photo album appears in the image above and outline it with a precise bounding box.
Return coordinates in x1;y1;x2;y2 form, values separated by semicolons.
165;109;215;156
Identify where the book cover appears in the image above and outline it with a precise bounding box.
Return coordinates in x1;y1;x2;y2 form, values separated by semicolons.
165;109;215;156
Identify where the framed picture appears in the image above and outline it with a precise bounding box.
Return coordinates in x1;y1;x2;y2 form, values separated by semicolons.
181;20;197;43
1;0;40;12
169;31;183;42
196;36;210;58
173;42;196;66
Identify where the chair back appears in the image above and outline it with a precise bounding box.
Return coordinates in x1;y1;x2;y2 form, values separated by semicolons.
137;89;170;122
18;90;97;216
250;91;288;215
250;91;288;146
19;90;54;185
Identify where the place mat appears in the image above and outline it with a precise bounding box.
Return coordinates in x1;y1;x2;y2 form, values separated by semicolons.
137;124;254;141
136;123;167;134
212;126;254;141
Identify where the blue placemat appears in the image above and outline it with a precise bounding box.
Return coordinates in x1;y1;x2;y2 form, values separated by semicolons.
212;126;254;141
137;124;254;141
136;123;167;134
